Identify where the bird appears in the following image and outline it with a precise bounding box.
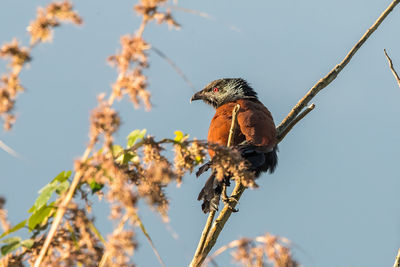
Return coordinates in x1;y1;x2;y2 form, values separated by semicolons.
190;78;278;213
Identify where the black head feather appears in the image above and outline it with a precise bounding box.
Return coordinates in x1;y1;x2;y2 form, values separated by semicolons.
190;78;258;108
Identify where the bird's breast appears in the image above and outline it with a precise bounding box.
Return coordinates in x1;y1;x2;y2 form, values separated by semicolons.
207;103;246;157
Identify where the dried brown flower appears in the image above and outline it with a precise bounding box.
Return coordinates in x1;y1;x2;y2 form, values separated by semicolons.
209;233;298;267
139;161;175;220
154;10;181;29
46;1;83;25
209;145;256;187
0;39;31;74
104;229;136;267
0;73;24;130
134;0;180;30
27;1;82;45
89;95;121;147
174;140;206;185
0;196;10;232
112;69;151;110
109;35;150;73
27;9;59;44
134;0;168;21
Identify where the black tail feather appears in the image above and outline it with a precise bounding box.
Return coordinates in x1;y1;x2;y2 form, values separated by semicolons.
265;146;278;174
237;145;278;177
196;146;278;213
196;161;211;177
197;172;223;213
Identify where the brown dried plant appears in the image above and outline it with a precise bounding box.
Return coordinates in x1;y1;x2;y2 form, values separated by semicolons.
27;1;83;45
206;233;298;267
0;40;30;130
107;0;180;110
0;1;81;130
0;197;10;234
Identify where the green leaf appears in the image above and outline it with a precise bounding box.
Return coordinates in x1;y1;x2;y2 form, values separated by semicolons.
20;239;34;249
52;171;71;183
127;129;146;148
32;171;72;212
1;238;21;256
89;180;104;194
55;180;70;195
174;130;189;143
112;145;124;157
116;151;135;165
88;221;105;243
34;183;57;212
0;220;26;239
28;205;55;231
0;237;21;244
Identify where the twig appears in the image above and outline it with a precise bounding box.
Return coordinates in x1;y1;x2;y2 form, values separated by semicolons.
167;6;241;32
189;1;400;266
192;182;246;267
190;104;241;267
394;249;400;267
132;212;166;267
384;49;400;88
0;140;21;159
192;210;216;265
277;0;400;136
227;105;241;147
151;46;196;91
277;103;315;142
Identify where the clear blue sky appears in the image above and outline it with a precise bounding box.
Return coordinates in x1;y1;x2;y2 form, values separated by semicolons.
1;0;400;266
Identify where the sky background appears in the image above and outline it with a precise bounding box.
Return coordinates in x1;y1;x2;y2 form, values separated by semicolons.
1;0;400;266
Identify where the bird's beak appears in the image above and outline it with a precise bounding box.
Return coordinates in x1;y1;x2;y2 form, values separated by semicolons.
190;91;203;103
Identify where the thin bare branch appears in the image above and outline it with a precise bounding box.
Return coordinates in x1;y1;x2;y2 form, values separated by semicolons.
133;212;166;267
384;49;400;88
0;140;21;158
277;0;400;135
192;182;246;267
151;46;196;91
277;103;315;143
167;6;241;32
192;209;216;266
394;249;400;267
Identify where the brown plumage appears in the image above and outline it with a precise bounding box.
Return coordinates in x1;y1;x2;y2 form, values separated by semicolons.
191;78;278;213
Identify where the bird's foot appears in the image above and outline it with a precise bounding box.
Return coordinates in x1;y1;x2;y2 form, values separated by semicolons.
222;195;239;212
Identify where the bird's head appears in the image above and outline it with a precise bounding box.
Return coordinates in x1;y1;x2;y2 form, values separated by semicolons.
190;78;257;108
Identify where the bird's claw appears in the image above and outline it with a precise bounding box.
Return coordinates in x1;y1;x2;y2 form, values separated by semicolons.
222;196;239;212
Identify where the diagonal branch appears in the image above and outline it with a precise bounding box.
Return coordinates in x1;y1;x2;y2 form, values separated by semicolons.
189;1;400;266
277;103;315;143
277;0;400;135
151;46;196;91
384;49;400;88
0;140;21;159
394;249;400;267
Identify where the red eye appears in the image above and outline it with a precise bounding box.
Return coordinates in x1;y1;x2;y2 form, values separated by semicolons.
213;87;219;92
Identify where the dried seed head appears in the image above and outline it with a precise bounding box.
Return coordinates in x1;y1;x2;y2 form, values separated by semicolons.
108;35;150;73
89;97;121;147
0;39;31;74
27;1;82;45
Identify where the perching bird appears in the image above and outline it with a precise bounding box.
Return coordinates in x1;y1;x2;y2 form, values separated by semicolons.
190;78;278;213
